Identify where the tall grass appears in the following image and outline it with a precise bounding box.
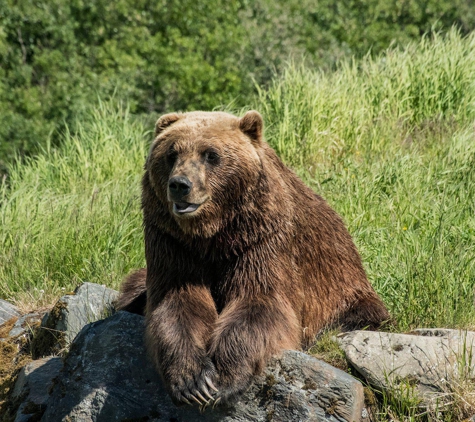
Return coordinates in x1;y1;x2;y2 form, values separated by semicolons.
0;102;147;307
257;29;475;330
258;29;475;167
1;29;474;333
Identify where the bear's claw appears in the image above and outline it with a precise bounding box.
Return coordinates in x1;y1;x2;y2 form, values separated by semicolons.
188;393;202;405
202;387;214;401
212;397;222;409
205;376;219;393
194;390;209;404
181;396;192;405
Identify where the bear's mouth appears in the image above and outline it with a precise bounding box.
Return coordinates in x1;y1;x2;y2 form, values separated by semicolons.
173;202;201;215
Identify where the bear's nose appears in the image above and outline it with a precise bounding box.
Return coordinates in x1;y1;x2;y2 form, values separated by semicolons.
168;176;192;198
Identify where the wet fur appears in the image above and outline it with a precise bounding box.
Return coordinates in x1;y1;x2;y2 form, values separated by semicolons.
118;110;390;405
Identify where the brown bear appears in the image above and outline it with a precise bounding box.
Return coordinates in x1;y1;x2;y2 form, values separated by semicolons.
117;110;389;407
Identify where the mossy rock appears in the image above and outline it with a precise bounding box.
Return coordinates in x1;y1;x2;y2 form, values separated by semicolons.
31;283;118;359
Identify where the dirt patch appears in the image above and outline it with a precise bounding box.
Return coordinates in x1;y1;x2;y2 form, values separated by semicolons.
0;318;32;421
31;301;67;359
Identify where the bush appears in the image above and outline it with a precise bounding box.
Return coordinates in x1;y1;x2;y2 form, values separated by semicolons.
0;0;251;171
2;0;475;171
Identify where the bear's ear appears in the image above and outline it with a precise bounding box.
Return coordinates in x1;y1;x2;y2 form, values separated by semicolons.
239;110;263;146
155;113;182;136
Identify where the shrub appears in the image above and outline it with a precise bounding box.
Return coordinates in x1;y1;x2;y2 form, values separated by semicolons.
2;0;475;171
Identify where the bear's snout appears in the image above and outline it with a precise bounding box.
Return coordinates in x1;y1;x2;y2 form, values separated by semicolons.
168;176;192;200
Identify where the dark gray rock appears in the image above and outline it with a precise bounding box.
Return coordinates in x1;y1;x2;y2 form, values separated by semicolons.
32;282;119;357
42;312;365;422
0;299;20;326
11;357;63;422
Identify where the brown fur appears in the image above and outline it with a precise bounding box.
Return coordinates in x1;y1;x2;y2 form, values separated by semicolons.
117;268;147;315
118;110;390;405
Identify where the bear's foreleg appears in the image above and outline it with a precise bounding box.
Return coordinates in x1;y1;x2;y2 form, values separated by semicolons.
208;293;300;403
145;284;218;407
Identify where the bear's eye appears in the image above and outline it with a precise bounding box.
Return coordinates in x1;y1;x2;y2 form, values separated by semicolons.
167;149;178;165
204;150;220;165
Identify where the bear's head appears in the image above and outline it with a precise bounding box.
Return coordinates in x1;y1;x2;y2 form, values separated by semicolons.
145;111;264;238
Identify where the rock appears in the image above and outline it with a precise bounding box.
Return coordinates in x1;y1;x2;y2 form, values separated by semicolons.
337;330;475;407
42;311;365;422
9;312;44;339
11;357;63;422
0;299;20;326
31;282;119;358
253;352;364;422
410;328;475;344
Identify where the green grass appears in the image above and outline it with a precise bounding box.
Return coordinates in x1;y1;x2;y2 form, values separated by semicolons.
258;29;475;167
257;29;475;331
0;101;147;307
1;29;475;331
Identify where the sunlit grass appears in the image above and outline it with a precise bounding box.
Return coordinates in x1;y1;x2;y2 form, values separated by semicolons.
257;29;475;331
1;29;475;332
0;101;147;307
258;29;475;167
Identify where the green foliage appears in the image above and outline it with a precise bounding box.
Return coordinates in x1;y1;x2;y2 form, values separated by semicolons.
300;0;475;57
0;101;146;304
2;0;475;171
0;0;251;170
